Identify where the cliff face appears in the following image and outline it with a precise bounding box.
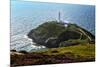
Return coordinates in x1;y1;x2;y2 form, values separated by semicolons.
28;21;65;47
27;21;95;48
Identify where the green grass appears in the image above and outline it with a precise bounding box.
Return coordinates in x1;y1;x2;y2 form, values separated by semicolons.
11;44;95;66
36;43;95;59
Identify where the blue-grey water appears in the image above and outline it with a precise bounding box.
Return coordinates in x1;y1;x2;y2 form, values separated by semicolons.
11;1;95;52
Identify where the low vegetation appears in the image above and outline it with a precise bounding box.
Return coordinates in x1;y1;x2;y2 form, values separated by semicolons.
11;43;95;66
27;21;95;48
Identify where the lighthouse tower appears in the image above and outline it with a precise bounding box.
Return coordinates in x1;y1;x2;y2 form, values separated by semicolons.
58;11;61;22
58;11;69;26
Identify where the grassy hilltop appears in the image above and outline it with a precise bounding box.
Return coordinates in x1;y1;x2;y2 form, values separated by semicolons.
28;21;95;48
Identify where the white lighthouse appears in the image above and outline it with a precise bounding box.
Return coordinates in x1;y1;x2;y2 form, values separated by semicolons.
58;11;69;27
58;11;61;22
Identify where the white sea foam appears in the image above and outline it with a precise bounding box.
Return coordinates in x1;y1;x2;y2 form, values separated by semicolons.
23;35;33;44
11;34;46;52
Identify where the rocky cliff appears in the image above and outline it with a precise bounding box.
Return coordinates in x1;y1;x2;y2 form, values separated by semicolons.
27;21;95;48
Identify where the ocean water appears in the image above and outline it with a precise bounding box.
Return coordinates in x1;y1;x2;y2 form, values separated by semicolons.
11;1;95;52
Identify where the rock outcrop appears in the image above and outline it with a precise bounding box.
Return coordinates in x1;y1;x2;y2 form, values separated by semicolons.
27;21;95;48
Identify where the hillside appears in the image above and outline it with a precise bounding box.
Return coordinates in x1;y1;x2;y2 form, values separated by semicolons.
27;21;95;48
11;44;95;66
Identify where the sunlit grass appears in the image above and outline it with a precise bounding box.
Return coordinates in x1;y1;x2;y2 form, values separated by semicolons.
36;44;95;58
11;44;95;66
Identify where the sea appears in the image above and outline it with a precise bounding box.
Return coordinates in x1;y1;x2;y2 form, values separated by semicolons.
11;1;95;52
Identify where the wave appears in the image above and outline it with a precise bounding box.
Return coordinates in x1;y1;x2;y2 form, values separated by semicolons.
11;34;46;52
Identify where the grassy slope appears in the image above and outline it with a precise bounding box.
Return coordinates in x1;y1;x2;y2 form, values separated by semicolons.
11;44;95;66
36;43;95;59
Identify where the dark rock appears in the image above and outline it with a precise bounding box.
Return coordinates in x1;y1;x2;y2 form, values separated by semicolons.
59;41;79;47
51;50;58;53
19;50;28;54
11;50;17;52
45;37;58;48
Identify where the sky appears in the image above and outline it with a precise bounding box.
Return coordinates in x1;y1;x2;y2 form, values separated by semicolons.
11;0;95;5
